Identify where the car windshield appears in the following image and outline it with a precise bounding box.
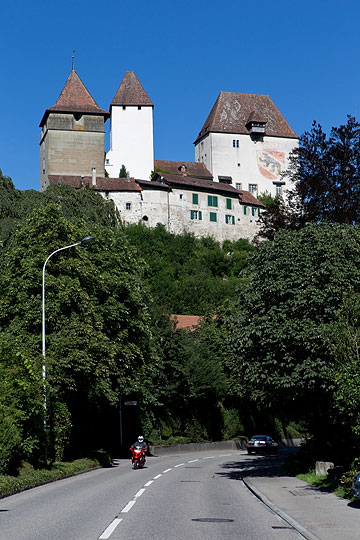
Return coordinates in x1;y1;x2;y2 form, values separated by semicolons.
251;436;267;441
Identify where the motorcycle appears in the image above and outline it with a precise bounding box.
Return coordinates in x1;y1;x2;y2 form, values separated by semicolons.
130;445;147;469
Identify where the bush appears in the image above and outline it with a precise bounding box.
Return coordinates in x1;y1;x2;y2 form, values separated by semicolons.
0;416;22;474
0;454;111;498
222;408;244;440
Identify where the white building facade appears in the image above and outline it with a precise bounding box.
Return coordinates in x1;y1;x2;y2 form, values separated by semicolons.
194;92;298;199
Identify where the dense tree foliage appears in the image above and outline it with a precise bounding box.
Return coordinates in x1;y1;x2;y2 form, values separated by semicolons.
124;224;254;315
258;116;360;240
213;223;360;454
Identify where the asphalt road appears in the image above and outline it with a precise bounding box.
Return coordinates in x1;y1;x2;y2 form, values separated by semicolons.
0;449;301;540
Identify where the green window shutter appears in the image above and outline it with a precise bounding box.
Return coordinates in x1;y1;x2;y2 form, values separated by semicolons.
192;193;198;204
210;212;217;222
214;196;218;207
232;215;235;225
208;195;212;206
199;211;202;220
190;210;194;220
258;208;261;216
243;205;247;215
226;198;232;210
252;207;255;216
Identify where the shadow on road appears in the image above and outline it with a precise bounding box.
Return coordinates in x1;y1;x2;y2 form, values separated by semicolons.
216;448;297;481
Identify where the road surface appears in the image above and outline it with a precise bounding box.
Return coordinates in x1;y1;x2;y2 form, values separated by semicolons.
0;449;301;540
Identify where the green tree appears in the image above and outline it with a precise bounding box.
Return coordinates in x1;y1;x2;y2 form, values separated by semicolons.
218;224;360;439
258;116;360;240
119;165;128;178
0;203;157;460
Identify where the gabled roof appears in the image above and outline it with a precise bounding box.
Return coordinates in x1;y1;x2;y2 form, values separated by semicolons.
111;71;153;107
195;92;297;143
154;160;213;180
40;71;109;126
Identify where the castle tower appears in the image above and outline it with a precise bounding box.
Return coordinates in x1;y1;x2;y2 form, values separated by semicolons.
194;92;298;199
39;70;109;191
105;72;154;180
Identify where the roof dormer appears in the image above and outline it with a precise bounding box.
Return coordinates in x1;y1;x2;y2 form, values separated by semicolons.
245;111;267;136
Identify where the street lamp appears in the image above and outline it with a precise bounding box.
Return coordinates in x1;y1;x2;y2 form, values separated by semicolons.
41;236;94;464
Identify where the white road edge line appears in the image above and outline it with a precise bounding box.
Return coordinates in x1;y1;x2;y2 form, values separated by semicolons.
121;500;136;513
135;488;145;498
163;468;173;473
144;480;153;486
219;453;233;457
99;518;122;539
153;474;162;479
174;463;184;467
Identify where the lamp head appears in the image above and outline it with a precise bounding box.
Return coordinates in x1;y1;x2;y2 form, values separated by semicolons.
80;236;95;245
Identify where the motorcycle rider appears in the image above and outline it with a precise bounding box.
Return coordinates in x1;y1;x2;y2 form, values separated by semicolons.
131;435;149;465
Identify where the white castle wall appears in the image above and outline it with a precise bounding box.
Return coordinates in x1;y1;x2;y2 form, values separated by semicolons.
105;105;154;180
195;133;297;198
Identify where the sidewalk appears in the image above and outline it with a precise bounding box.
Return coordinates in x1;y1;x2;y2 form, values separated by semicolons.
244;473;360;540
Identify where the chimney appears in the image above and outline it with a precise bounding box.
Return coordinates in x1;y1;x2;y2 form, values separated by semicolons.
92;168;96;186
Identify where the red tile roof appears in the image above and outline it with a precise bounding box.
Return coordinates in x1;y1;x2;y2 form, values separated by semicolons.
40;71;109;126
169;315;203;331
48;175;142;191
111;71;153;107
153;172;265;207
195;92;297;143
47;174;264;207
154;160;213;179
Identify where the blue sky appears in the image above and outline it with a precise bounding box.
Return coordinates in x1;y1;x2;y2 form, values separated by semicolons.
1;0;360;191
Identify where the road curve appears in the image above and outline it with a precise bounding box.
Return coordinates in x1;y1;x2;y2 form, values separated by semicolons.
0;450;300;540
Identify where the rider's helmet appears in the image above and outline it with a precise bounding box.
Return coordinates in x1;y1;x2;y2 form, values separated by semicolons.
138;435;144;443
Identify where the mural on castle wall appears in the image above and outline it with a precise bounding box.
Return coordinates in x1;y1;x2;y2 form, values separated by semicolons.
256;150;285;180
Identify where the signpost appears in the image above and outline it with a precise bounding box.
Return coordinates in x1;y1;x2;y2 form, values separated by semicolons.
119;398;138;452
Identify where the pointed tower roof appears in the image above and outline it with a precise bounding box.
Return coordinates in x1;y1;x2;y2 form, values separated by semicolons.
194;92;297;143
111;71;153;107
40;70;109;126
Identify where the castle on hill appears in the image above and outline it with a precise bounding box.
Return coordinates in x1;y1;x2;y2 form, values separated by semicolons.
40;69;298;242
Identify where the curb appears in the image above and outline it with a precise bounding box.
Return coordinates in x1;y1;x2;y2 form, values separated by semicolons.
243;478;322;540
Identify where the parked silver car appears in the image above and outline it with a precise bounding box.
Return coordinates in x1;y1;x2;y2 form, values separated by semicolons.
246;435;278;454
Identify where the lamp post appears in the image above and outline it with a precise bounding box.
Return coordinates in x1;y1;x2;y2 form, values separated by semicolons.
42;236;94;464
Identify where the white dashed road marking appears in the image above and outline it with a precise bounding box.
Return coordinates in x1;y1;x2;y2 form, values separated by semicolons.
144;480;153;487
99;518;122;539
174;463;184;467
121;500;136;513
163;468;173;473
135;488;145;498
153;474;162;479
188;459;199;463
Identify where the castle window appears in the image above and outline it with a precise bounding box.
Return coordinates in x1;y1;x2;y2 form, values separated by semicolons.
190;210;202;220
74;113;82;121
138;106;141;110
232;139;239;148
180;194;183;199
243;205;247;215
226;198;232;210
209;212;217;222
122;106;126;110
236;183;242;190
252;207;256;216
248;184;257;195
192;193;199;204
126;202;131;210
208;195;218;207
225;215;235;225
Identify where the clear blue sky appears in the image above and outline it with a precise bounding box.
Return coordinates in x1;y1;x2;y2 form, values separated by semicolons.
1;0;360;191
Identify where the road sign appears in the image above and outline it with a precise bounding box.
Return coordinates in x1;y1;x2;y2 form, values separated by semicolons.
124;401;138;406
